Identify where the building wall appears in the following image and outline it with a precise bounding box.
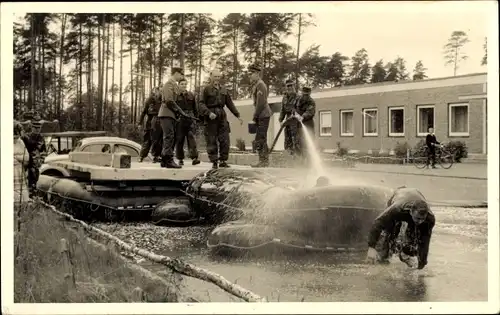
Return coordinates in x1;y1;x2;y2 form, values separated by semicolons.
224;73;487;154
315;83;485;154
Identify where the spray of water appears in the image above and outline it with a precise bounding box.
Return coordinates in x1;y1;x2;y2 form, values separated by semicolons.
298;120;327;188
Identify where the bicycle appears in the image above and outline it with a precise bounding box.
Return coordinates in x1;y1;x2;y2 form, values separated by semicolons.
411;144;454;169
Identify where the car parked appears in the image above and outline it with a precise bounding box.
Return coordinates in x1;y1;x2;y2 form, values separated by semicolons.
40;136;152;177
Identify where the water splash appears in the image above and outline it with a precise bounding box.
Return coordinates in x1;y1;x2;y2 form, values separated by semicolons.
298;120;326;188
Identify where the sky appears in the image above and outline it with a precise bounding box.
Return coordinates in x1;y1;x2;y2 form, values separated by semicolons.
10;1;493;104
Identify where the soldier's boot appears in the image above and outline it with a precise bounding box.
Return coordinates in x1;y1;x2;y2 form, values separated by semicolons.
219;161;230;168
178;160;184;166
161;157;181;169
153;156;161;163
212;162;218;169
251;158;269;168
139;157;144;162
192;158;201;166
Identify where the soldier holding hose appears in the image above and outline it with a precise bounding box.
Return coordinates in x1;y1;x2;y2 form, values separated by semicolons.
279;79;300;157
295;86;316;161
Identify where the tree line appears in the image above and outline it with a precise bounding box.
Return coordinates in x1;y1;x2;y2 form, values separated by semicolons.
13;13;487;135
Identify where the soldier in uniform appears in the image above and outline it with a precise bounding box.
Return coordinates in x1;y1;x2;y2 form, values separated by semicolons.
138;87;162;162
159;66;189;168
175;78;201;166
366;187;436;270
199;69;242;169
21;113;47;197
295;86;316;161
279;79;300;156
249;64;272;168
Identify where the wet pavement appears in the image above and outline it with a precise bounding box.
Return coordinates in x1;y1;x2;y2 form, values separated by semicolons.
123;205;488;302
95;164;489;302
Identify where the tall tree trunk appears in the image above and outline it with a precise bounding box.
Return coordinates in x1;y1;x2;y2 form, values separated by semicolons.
37;35;42;105
78;23;83;130
295;13;302;86
179;14;185;68
104;22;110;127
57;14;67;122
111;22;116;131
96;17;103;130
119;15;124;136
158;16;163;85
129;32;134;124
150;23;155;90
232;28;238;99
41;32;46;109
87;24;93;129
29;14;36;110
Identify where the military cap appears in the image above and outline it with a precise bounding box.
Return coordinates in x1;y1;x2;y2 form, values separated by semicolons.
171;60;184;75
302;86;312;93
248;63;262;72
285;79;294;86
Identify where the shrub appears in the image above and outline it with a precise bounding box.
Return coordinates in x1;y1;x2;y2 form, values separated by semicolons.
336;142;348;157
235;138;246;151
394;141;410;158
445;141;468;162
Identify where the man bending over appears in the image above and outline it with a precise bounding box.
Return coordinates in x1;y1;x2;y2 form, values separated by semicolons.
365;187;436;270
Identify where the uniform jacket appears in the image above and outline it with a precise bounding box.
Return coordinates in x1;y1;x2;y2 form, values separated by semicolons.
176;90;198;117
279;92;299;122
426;134;440;148
139;95;162;124
159;78;179;118
22;132;47;166
367;187;436;269
252;79;272;120
199;83;240;118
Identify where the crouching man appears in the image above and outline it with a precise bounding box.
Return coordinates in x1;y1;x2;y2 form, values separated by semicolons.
365;187;436;270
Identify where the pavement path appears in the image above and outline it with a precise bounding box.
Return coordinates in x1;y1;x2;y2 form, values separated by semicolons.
350;163;488;180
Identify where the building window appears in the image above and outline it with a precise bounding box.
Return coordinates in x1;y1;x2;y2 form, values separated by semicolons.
319;111;332;136
417;105;435;136
389;107;405;137
449;103;469;136
362;108;378;136
340;110;354;136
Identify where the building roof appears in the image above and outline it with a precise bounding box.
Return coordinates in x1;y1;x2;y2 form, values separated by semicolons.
233;72;487;107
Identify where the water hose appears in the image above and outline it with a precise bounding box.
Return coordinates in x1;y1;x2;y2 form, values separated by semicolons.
268;115;300;154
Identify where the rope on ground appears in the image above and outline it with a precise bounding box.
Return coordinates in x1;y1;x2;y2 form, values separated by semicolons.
35;199;267;302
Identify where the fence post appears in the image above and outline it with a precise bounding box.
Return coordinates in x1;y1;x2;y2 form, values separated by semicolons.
60;238;76;290
406;149;410;164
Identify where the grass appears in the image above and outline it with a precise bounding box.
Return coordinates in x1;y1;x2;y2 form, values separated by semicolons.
14;202;188;303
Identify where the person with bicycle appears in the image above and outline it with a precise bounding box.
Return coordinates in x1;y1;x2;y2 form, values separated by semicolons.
426;127;441;169
365;186;436;270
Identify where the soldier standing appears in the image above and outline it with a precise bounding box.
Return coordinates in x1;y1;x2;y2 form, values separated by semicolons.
199;69;242;169
175;78;201;166
138;87;162;162
159;66;189;168
249;64;272;168
279;79;300;156
21;113;47;197
295;86;316;161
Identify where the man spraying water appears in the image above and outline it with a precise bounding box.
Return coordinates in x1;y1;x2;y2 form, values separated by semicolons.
365;187;436;270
